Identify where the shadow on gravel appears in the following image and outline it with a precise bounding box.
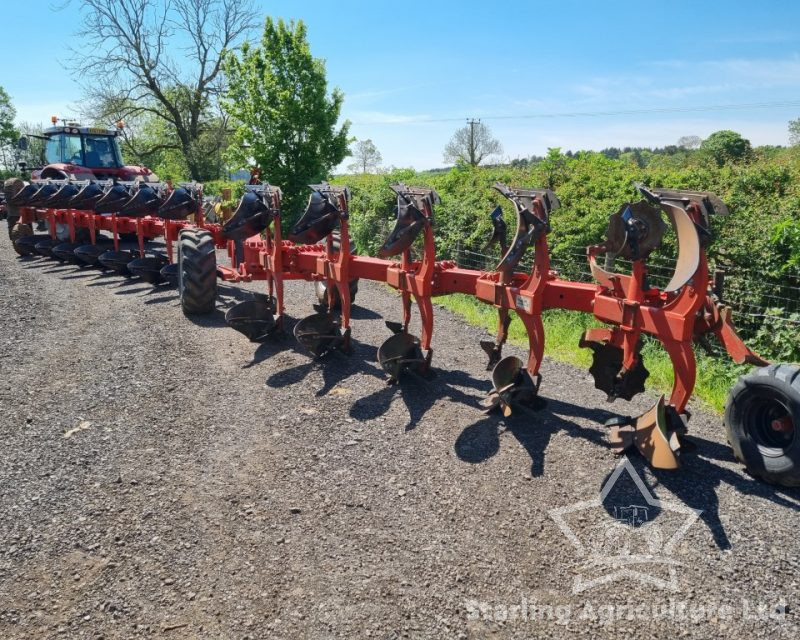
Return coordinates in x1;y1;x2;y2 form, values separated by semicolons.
350;368;489;431
455;398;610;477
143;290;178;305
262;334;386;397
217;284;270;308
85;275;131;286
455;397;800;549
114;285;154;296
180;284;275;331
185;307;228;329
617;441;800;550
25;263;76;274
350;305;382;320
243;329;301;368
17;257;47;267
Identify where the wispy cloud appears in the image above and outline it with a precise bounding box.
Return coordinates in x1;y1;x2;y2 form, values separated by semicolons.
647;55;800;83
567;55;800;105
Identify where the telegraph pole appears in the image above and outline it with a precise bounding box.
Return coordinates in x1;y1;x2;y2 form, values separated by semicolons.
467;118;480;166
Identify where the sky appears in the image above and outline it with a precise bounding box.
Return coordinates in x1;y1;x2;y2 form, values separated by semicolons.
1;0;799;170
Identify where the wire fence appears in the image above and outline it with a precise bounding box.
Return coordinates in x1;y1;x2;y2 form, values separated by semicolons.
449;242;800;338
379;227;798;359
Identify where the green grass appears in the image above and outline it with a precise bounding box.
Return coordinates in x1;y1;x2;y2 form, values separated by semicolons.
433;293;748;413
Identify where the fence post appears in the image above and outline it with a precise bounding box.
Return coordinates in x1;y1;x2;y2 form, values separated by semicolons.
713;268;726;300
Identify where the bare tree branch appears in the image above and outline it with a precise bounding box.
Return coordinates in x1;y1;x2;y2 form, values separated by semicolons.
65;0;256;179
443;121;502;167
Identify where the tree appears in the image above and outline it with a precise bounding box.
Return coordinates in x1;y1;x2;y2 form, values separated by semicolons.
68;0;255;180
700;130;752;166
443;120;502;167
87;95;231;180
0;86;19;172
223;18;350;220
789;119;800;146
15;122;46;170
677;135;702;150
347;139;382;173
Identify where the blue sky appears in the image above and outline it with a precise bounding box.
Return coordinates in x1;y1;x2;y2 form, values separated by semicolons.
2;0;799;169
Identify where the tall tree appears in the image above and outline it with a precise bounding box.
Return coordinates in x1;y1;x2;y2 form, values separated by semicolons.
676;135;702;150
0;87;19;172
789;118;800;146
223;18;350;220
700;130;752;166
443;120;502;167
68;0;255;180
15;123;46;171
347;139;382;174
87;95;231;180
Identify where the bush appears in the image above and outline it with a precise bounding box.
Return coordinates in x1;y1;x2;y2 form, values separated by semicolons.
331;144;800;365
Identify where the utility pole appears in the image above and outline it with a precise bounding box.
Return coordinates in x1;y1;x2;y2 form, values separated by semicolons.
467;118;480;166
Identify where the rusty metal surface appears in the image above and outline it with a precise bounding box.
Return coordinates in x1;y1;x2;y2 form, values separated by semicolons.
377;192;426;258
490;182;556;275
582;338;649;402
660;201;701;292
290;190;341;245
602;200;667;260
293;312;344;357
632;396;680;470
377;331;426;382
225;298;278;342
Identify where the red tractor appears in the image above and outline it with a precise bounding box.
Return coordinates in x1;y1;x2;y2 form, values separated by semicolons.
23;117;157;181
8;118;158;248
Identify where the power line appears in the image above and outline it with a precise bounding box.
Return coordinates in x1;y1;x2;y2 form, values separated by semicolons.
351;99;800;126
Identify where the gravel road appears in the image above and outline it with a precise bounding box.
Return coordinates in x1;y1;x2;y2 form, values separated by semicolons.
1;231;798;639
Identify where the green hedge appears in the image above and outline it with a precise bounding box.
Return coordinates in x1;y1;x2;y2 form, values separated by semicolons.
331;147;800;362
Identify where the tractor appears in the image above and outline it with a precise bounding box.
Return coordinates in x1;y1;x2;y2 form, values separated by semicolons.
7;117;159;250
21;117;157;181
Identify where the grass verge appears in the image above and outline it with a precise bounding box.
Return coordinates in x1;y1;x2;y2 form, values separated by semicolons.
433;293;748;414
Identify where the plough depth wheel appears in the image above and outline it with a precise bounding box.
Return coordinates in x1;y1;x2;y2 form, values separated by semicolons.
178;228;217;315
725;364;800;486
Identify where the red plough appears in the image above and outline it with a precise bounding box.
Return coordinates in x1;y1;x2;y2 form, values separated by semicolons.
6;175;798;487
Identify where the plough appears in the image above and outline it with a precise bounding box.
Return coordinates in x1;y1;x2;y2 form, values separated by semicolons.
5;174;799;487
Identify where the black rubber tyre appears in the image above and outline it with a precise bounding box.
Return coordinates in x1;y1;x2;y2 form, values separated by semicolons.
9;221;33;256
314;279;358;308
178;228;217;315
119;232;155;243
725;364;800;487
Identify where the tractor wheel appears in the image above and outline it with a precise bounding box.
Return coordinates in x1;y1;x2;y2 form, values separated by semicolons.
9;220;33;256
314;278;358;309
178;228;217;315
725;364;800;487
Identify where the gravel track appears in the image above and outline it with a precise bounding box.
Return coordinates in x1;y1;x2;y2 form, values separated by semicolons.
0;231;798;639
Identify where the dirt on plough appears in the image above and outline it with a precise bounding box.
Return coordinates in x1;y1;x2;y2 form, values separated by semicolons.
0;231;798;639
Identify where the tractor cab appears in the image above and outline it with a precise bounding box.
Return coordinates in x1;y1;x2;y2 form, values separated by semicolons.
21;118;157;182
44;126;122;169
